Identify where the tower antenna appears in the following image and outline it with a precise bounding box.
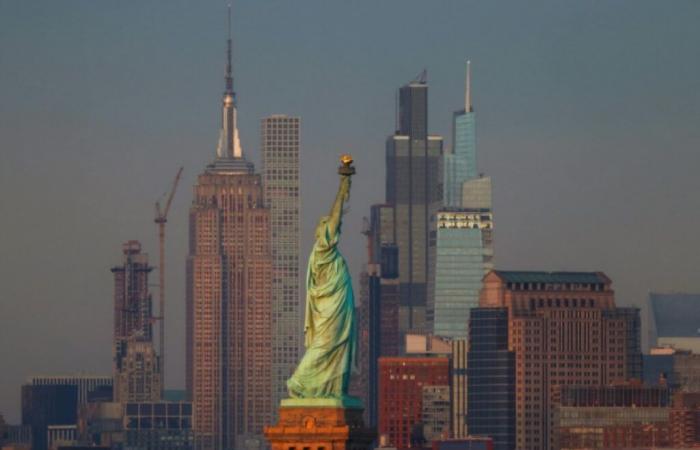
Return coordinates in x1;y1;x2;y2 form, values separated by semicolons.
465;60;472;112
225;3;233;93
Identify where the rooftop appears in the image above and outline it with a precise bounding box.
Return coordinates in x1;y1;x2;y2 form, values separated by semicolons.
493;270;609;285
650;292;700;337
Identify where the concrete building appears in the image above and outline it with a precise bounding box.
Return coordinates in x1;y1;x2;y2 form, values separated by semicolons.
478;271;642;450
111;241;161;402
378;357;450;450
554;384;672;449
185;12;272;449
643;347;700;392
451;339;468;439
422;385;451;443
47;425;77;450
123;401;193;450
25;377;112;409
260;114;301;414
669;392;700;447
385;72;443;337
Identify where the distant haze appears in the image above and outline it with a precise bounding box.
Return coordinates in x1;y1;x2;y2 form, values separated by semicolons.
1;0;700;422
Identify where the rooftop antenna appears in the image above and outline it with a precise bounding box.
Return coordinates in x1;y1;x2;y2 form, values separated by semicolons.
225;3;233;93
465;60;472;112
395;88;399;133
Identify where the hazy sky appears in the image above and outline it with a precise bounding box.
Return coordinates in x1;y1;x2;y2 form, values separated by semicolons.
2;1;700;422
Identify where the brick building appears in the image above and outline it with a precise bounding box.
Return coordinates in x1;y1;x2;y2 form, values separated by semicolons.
477;271;642;450
378;357;450;450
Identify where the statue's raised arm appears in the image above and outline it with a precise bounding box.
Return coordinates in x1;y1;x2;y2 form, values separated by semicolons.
285;155;359;405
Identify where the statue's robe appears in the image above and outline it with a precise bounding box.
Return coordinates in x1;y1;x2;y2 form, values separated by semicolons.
287;219;355;398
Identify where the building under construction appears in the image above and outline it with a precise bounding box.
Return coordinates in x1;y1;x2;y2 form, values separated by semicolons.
111;240;162;402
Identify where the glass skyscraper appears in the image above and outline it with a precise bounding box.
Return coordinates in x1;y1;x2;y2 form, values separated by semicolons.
444;61;477;208
467;308;515;450
386;73;443;337
429;210;493;338
428;62;494;338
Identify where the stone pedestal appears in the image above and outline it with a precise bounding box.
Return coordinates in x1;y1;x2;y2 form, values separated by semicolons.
264;399;376;450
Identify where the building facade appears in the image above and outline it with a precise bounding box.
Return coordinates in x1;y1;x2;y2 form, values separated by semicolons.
111;241;161;402
22;384;78;450
260;115;301;413
123;401;193;450
378;357;450;450
429;63;493;340
422;385;451;443
385;74;443;337
479;271;642;450
443;61;477;208
185;19;272;450
428;207;493;338
467;308;515;450
554;384;671;450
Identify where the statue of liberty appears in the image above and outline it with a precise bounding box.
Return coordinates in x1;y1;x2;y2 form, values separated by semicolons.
286;155;358;403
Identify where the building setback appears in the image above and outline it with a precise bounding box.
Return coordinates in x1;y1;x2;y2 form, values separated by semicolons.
186;13;272;450
477;271;642;450
260;114;301;414
385;73;443;337
378;357;450;450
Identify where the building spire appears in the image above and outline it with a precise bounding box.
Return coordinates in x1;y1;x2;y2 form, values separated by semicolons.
465;60;472;113
225;3;233;93
215;2;244;160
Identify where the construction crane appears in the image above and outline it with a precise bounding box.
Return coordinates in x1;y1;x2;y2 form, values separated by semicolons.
154;166;183;397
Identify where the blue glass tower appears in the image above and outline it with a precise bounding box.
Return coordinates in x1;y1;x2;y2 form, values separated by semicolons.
444;61;477;207
428;62;494;338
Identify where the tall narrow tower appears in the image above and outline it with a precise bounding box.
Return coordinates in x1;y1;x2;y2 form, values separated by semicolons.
385;73;443;338
444;61;477;207
112;240;162;402
260;115;301;416
186;7;273;450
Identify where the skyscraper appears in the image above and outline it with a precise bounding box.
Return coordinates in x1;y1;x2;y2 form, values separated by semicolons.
260;115;301;413
477;270;642;450
428;62;494;339
444;61;477;208
186;9;272;450
386;73;443;337
111;240;161;402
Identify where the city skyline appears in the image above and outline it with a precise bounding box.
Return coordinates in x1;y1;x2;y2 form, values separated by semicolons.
2;0;700;424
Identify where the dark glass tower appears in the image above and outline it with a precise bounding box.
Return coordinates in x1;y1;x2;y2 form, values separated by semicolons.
385;74;443;337
467;308;515;450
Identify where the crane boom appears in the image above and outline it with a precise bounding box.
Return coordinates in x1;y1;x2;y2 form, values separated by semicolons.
154;166;184;398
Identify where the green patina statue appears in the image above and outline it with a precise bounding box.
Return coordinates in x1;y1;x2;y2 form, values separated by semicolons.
285;155;359;406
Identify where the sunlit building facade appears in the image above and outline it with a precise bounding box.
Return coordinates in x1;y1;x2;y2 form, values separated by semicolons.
186;18;272;450
261;114;301;414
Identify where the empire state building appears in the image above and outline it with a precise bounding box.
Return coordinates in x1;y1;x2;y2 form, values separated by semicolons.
186;8;273;450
